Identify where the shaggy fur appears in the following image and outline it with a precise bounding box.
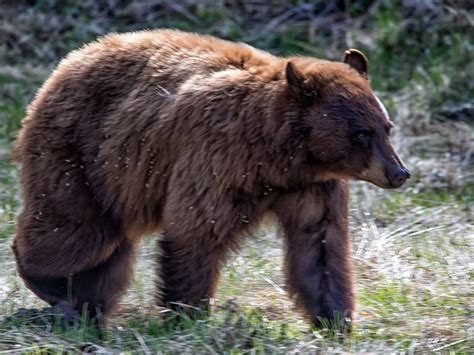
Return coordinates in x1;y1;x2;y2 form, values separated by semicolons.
12;30;409;325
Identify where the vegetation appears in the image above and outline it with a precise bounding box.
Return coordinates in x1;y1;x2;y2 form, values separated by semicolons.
0;1;472;352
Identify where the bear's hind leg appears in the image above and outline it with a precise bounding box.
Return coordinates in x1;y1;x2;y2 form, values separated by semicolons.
13;206;136;322
63;241;136;320
14;240;135;322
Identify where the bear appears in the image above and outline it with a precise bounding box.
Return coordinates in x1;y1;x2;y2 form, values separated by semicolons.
12;29;410;327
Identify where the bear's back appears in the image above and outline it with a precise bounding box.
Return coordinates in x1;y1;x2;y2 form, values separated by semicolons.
14;30;280;226
64;29;276;92
15;30;277;160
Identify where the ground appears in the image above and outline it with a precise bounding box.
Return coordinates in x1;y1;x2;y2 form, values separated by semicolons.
0;1;473;352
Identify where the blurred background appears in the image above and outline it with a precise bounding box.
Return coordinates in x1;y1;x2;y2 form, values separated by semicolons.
0;1;472;353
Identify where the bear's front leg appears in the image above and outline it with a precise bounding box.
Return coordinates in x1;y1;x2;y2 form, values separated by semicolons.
272;180;355;328
158;234;226;313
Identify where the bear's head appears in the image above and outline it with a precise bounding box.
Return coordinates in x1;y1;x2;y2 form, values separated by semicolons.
284;50;410;189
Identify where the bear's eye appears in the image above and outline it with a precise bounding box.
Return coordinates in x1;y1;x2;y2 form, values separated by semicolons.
355;129;371;141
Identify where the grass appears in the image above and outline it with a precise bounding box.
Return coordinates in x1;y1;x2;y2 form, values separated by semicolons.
0;1;473;353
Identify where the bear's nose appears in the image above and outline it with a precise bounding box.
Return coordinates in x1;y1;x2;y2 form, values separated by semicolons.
389;168;410;188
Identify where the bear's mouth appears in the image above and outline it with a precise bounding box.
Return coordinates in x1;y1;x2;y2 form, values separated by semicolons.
350;174;391;189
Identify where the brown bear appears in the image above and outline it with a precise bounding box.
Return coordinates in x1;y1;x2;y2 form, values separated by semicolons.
12;29;410;326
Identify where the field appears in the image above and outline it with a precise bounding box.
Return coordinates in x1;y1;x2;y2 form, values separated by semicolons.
0;1;473;353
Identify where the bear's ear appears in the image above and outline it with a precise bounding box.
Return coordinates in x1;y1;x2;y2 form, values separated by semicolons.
286;61;314;101
343;49;369;78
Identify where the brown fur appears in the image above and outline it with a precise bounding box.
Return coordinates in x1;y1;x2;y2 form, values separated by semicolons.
12;29;409;325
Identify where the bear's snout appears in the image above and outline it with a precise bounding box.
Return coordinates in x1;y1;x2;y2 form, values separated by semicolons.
387;166;411;188
356;147;410;189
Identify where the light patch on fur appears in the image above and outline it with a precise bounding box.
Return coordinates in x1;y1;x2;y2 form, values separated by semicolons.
373;94;389;120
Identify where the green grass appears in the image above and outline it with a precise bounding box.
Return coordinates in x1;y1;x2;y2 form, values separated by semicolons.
0;75;28;145
0;160;20;241
0;303;305;353
0;1;473;353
